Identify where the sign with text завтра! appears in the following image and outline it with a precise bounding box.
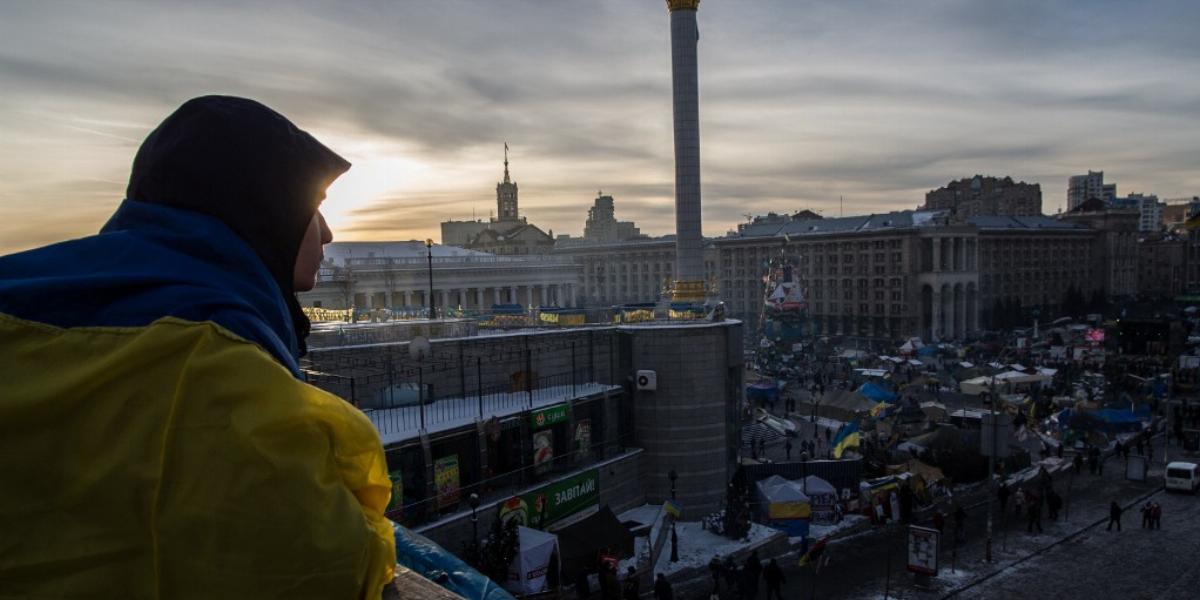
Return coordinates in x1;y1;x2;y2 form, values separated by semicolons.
497;468;599;529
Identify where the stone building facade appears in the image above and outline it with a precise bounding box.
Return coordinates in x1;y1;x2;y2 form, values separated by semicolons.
924;175;1042;219
298;241;580;311
1060;199;1140;299
552;238;718;306
715;211;1113;341
1138;234;1186;299
973;216;1098;325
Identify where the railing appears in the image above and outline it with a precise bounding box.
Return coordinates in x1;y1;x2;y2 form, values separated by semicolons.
360;370;611;441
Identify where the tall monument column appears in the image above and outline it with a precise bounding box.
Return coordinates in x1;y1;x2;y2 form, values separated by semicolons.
667;0;705;302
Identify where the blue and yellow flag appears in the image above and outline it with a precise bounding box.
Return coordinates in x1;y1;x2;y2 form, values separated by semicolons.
665;499;683;518
869;401;893;418
832;421;861;459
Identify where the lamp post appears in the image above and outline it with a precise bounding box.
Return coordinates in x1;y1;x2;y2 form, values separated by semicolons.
668;469;679;563
469;492;480;561
425;239;436;320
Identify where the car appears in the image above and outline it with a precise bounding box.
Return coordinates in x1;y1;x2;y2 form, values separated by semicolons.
1165;462;1199;494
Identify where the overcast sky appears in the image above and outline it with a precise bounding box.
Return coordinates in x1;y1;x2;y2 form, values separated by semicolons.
2;0;1198;254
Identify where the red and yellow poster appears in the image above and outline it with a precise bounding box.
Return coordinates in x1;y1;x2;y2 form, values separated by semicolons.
434;455;460;509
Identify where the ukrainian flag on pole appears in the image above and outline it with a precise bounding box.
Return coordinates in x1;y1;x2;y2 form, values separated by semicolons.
832;421;861;459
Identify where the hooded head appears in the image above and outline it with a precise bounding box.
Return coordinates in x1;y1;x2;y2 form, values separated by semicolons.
126;96;349;354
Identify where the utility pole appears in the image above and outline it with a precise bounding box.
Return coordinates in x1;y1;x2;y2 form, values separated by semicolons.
985;375;997;563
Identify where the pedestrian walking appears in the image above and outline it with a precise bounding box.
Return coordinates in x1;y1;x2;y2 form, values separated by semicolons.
1047;490;1062;521
1014;488;1026;517
784;440;793;461
721;556;737;594
653;573;673;600
744;551;762;599
762;559;785;600
1026;493;1043;533
953;504;967;543
998;481;1010;514
1073;453;1084;474
622;567;640;600
1152;501;1162;530
708;556;722;594
1141;502;1152;529
1106;501;1123;532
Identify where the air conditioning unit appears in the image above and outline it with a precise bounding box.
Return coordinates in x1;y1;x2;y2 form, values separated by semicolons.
636;370;657;391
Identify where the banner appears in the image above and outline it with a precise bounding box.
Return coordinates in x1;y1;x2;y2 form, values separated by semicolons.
386;469;404;517
907;525;939;575
498;468;599;530
531;404;568;428
574;419;591;461
533;429;554;474
434;455;460;509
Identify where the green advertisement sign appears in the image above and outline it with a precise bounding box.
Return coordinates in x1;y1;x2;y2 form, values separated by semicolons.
497;468;599;529
531;403;568;429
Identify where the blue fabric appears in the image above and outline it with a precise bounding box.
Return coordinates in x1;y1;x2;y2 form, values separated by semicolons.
0;200;300;375
394;525;516;600
858;381;898;403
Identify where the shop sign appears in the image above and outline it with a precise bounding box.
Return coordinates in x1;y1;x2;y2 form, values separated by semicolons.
386;469;404;516
434;455;460;509
498;468;599;530
532;403;569;428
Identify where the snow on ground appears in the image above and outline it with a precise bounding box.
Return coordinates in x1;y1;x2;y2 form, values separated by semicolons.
617;504;784;577
792;514;869;544
651;521;781;576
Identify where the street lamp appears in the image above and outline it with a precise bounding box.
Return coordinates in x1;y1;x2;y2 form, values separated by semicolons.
668;469;679;563
469;492;480;561
425;239;436;320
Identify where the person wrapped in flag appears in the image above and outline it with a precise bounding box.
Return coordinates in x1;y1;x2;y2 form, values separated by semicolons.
831;421;861;458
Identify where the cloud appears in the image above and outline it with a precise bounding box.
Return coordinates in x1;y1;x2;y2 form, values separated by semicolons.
0;0;1198;254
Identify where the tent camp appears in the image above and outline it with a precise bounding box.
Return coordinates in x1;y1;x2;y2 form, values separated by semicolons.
505;526;560;595
817;390;878;422
960;371;1051;395
755;475;811;537
554;506;633;582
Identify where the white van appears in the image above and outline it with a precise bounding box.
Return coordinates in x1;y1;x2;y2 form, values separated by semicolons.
1165;462;1199;493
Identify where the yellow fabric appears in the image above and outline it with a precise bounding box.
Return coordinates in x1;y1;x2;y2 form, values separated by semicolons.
766;502;811;520
0;313;396;599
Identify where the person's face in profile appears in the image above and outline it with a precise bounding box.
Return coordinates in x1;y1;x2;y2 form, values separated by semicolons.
293;209;333;292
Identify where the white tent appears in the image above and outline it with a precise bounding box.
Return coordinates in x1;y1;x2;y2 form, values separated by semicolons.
505;526;560;595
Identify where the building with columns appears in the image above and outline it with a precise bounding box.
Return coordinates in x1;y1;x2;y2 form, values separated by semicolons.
553;237;719;307
298;241;580;312
716;210;1104;341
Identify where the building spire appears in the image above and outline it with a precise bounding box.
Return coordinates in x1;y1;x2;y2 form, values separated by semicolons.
503;142;510;184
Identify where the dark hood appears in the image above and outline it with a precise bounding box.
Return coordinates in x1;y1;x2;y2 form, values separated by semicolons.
126;96;349;355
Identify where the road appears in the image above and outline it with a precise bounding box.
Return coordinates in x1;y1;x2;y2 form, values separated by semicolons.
954;488;1200;600
759;438;1194;600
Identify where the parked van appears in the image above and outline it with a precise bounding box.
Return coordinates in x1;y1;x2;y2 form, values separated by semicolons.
1165;462;1200;493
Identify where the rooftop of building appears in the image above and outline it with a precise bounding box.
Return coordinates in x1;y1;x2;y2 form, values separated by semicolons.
967;215;1090;231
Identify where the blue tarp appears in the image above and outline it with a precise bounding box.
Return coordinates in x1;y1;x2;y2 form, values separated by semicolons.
394;525;515;600
1062;406;1150;434
917;346;938;357
747;381;781;402
490;303;526;314
858;381;897;403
